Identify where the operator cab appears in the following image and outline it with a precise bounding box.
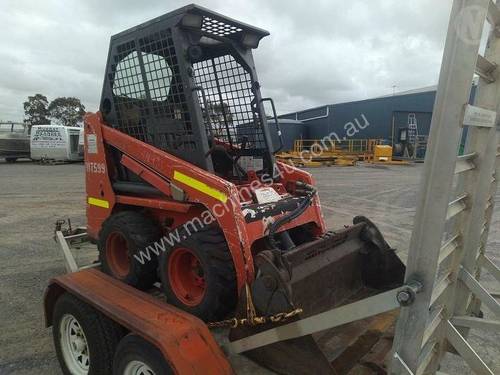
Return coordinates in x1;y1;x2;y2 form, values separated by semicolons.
100;4;282;183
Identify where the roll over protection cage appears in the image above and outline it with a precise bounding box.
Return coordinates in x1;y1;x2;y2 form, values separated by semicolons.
99;4;277;176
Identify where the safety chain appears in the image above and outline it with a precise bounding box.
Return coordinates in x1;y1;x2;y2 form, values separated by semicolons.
207;307;303;329
207;282;303;328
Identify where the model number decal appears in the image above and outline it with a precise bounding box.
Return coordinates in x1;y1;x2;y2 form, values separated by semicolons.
86;134;98;154
86;162;106;174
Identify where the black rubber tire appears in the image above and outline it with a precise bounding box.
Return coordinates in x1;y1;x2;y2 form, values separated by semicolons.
5;157;17;163
98;211;161;290
159;226;237;322
113;334;173;375
52;292;124;375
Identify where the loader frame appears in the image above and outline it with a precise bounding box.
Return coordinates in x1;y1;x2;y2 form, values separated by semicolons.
84;112;326;290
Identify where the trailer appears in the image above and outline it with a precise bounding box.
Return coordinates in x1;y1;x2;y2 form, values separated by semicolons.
0;122;30;162
30;125;83;162
49;220;408;375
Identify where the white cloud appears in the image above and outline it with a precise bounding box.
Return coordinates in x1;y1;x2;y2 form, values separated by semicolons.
0;0;453;120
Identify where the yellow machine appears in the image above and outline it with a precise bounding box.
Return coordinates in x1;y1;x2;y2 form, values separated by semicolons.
373;145;393;162
369;145;410;165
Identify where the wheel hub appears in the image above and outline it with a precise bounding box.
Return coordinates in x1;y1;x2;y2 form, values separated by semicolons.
167;247;206;306
124;360;156;375
106;231;131;278
60;314;90;374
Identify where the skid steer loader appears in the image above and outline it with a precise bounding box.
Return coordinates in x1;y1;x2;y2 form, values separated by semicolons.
84;4;405;373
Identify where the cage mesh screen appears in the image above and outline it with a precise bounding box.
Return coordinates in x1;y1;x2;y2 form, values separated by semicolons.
201;17;243;37
109;29;195;152
109;40;149;142
193;55;266;150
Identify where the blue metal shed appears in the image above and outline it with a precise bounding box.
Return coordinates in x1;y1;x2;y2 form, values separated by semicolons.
278;85;477;146
279;86;438;143
267;119;306;151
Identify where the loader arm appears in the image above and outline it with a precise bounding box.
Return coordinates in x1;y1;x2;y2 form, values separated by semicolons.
85;112;254;288
85;112;327;291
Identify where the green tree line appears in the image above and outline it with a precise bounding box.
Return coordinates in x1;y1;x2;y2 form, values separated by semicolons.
23;94;86;127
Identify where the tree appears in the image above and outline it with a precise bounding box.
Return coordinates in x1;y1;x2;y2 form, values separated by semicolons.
48;97;86;127
23;94;51;125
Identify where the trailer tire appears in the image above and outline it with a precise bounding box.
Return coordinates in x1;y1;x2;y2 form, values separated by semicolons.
98;211;161;290
53;292;124;375
159;226;237;322
5;157;17;163
113;334;173;375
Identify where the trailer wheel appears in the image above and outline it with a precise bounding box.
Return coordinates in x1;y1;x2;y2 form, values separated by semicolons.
113;334;173;375
99;211;161;290
53;293;124;375
159;227;237;322
5;157;17;163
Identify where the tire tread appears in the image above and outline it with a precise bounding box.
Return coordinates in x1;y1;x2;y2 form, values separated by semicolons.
98;211;161;290
159;226;237;321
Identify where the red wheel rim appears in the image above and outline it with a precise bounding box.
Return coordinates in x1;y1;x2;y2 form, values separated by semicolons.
167;247;206;306
106;232;130;278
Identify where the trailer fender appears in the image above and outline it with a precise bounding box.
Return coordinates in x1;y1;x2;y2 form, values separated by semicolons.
43;268;233;375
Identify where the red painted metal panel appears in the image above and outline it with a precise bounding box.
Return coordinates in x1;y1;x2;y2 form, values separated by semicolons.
115;195;191;213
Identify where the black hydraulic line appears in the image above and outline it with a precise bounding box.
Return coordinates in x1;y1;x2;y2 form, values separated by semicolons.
277;231;295;250
268;182;317;250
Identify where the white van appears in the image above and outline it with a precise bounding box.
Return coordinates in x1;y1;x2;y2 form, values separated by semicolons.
30;125;84;162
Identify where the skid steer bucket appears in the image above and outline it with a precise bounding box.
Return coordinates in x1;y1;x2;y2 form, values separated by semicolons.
230;217;405;374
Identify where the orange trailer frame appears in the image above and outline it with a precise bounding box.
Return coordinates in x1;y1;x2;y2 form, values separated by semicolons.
44;268;233;374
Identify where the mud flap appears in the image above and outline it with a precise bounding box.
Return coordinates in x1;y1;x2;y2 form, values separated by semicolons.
229;217;405;375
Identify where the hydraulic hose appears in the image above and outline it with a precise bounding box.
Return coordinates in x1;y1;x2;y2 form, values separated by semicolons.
268;182;317;250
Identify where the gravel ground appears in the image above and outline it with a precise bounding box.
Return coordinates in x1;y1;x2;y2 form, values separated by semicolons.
0;160;498;374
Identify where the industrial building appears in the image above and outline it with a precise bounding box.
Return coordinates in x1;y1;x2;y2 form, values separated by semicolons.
277;84;476;158
278;86;437;149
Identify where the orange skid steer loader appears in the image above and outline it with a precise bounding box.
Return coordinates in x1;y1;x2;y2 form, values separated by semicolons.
79;4;405;373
